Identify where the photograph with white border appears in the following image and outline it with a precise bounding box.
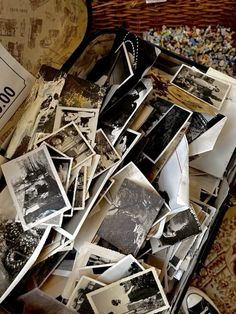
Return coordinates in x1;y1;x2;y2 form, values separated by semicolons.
1;145;71;230
87;268;169;314
171;64;231;110
54;106;99;146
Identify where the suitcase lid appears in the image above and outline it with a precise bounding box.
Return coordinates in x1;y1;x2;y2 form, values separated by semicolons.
0;0;90;76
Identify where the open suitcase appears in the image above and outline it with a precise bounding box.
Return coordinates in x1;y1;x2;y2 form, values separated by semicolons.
0;1;235;313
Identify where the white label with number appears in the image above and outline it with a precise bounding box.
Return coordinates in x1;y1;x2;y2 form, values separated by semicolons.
0;44;35;129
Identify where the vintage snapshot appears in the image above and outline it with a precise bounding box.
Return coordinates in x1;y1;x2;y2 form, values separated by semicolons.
73;166;87;210
143;102;192;164
0;216;50;303
98;254;144;284
106;42;134;87
98;178;164;256
62;243;124;300
67;276;105;313
100;78;152;144
1;145;71;230
52;157;73;192
156;208;201;247
171;64;231;110
54;106;99;146
87;268;169;314
114;128;142;159
37;122;95;168
141;97;173;135
94;129;121;178
186;112;225;143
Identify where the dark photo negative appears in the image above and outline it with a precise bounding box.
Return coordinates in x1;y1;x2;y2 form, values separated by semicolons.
37;122;95;168
67;276;105;314
158;208;201;247
98;178;164;256
143;103;192;163
0;216;49;302
171;64;231;110
87;268;169;314
1;145;71;230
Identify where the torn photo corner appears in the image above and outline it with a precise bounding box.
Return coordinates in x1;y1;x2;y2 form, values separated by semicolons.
1;145;71;230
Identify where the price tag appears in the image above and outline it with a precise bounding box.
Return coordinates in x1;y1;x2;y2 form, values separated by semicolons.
0;44;35;129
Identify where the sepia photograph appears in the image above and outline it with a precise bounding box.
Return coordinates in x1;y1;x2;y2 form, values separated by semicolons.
171;64;231;110
67;276;105;313
94;129;121;178
98;178;164;256
37;122;95;169
98;254;144;284
143;103;192;164
51;157;73;192
87;268;169;314
1;145;71;230
100;78;152;144
54;106;99;146
0;216;50;303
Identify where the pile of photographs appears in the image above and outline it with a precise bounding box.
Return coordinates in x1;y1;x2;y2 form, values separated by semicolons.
0;29;235;314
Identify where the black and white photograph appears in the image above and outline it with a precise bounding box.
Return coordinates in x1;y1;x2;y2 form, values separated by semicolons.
141;97;173;135
107;42;134;88
94;129;121;178
86;253;116;267
171;64;231;110
87;268;169;314
52;157;73;192
114;128;142;159
98;254;144;284
158;208;201;247
99;78;152;144
79;264;114;276
62;243;124;299
67;276;105;313
0;216;50;303
1;145;71;230
143;102;192;163
186;112;225;143
37;122;95;169
98;178;164;256
73;166;87;210
66;176;77;208
54;107;99;146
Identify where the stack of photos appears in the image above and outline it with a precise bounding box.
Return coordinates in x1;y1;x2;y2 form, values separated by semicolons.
0;28;234;313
